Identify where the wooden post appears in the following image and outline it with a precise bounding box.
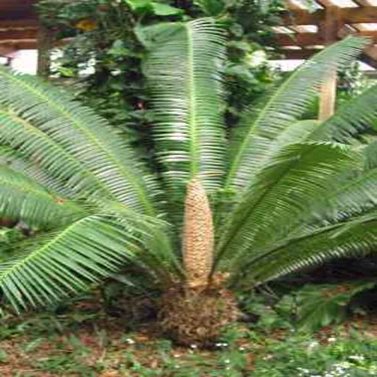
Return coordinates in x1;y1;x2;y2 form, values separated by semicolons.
37;23;54;78
318;6;341;122
319;70;337;121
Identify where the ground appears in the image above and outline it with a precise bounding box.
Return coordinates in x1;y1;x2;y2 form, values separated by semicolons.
0;296;377;377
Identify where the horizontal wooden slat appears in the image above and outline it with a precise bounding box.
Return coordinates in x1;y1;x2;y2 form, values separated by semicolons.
0;39;37;49
277;30;377;46
279;49;323;59
279;46;377;69
0;10;36;22
282;9;325;25
0;45;16;56
0;37;71;51
316;0;358;7
0;19;38;29
281;6;377;25
277;33;323;46
0;29;38;40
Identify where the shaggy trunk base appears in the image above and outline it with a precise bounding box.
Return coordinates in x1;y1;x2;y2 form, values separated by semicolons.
158;285;239;347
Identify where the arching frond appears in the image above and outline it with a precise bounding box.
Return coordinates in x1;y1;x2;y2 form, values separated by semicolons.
0;212;176;312
308;83;377;142
273;166;377;242
0;68;159;215
308;167;377;222
215;143;358;269
0;110;111;201
0;165;85;229
233;213;377;287
0;145;74;197
145;18;226;207
224;37;367;192
363;140;377;169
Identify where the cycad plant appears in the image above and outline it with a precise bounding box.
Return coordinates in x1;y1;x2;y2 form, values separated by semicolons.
1;19;377;345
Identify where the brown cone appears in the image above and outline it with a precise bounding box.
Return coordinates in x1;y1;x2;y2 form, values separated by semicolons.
182;178;214;288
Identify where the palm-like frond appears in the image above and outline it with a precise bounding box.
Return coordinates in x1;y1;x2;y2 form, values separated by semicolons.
0;69;159;215
233;213;377;287
363;140;377;169
0;110;109;201
0;211;176;312
308;83;377;142
224;37;368;192
0;145;74;197
216;142;358;269
145;19;226;206
0;165;85;229
307;167;377;223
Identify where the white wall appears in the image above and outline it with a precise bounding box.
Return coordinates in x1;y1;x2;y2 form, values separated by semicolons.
9;49;38;74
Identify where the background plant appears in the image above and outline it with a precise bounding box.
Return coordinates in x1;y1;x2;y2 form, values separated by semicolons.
36;0;282;133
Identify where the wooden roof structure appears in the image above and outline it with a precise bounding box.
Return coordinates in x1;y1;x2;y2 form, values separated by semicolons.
0;0;38;56
278;0;377;68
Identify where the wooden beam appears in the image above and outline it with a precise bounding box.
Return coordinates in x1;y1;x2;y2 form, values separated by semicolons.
0;46;16;56
353;0;377;5
284;0;307;9
281;9;324;25
0;37;70;51
319;70;337;121
0;40;37;49
338;24;377;66
0;29;38;40
361;51;377;68
278;49;322;59
364;44;377;62
277;30;377;47
319;6;341;122
37;24;54;78
276;33;323;46
281;6;377;25
280;47;377;69
0;10;36;22
326;7;376;23
0;19;38;29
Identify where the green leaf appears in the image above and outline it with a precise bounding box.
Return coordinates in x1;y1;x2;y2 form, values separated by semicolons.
225;37;368;192
0;67;160;216
0;165;85;229
108;39;129;57
217;142;359;270
151;2;183;16
0;211;176;312
124;0;182;16
144;18;226;216
237;212;377;287
291;282;376;332
124;0;151;11
194;0;225;16
307;83;377;143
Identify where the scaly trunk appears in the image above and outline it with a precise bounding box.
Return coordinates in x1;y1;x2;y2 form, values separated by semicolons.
182;178;214;288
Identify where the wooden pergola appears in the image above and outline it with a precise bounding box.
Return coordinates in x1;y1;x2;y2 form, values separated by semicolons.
0;0;38;54
276;0;377;120
0;0;50;75
277;0;377;68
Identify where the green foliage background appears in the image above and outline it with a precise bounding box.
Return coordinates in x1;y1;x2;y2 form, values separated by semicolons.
37;0;283;141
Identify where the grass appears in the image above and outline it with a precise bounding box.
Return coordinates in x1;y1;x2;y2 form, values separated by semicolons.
0;292;377;377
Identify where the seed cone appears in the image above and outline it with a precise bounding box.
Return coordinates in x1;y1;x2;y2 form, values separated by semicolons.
182;178;214;288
